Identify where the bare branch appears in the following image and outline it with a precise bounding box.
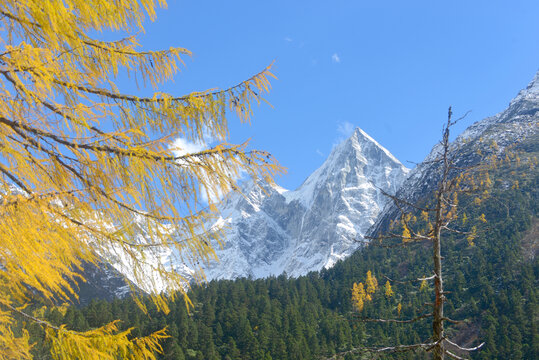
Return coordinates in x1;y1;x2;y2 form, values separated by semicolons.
362;235;428;248
446;350;467;360
355;313;432;324
374;342;435;353
445;339;485;352
381;274;435;285
450;110;472;126
418;274;436;281
442;317;465;325
381;275;409;284
376;338;443;354
441;226;471;235
379;186;436;213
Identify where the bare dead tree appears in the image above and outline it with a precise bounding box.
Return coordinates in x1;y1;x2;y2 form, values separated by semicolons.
350;107;487;360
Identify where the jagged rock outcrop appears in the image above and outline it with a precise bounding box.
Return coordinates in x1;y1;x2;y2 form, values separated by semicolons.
201;128;410;279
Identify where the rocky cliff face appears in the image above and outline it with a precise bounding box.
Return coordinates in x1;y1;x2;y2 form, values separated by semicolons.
201;128;410;280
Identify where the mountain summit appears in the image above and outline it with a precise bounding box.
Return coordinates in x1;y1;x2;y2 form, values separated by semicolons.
200;127;410;280
511;69;539;105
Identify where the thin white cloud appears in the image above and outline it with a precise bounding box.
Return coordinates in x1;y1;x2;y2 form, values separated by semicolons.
170;136;226;204
171;137;206;157
337;121;355;138
333;121;356;148
170;134;248;204
332;53;341;63
284;36;293;42
316;149;324;157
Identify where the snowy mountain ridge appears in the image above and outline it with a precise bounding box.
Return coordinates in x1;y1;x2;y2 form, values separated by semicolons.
196;127;410;281
370;70;539;238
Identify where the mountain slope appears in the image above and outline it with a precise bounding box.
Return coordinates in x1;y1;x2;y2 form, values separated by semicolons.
370;70;539;238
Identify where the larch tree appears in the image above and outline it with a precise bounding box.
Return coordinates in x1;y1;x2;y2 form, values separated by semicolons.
351;281;366;313
0;0;281;358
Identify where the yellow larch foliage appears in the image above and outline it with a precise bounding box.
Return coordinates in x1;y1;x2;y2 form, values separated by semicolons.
351;271;380;312
366;270;377;295
351;282;366;312
397;303;402;316
462;212;468;225
421;210;429;222
427;222;434;235
384;280;394;298
478;214;487;223
420;279;428;292
46;320;168;360
452;192;459;206
489;155;498;169
446;205;457;221
484;173;492;187
467;175;476;190
0;0;281;358
467;226;477;247
402;224;412;242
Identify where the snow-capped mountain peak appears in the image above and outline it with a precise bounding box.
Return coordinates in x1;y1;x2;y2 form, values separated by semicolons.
352;127;404;165
197;127;410;280
283;127;408;208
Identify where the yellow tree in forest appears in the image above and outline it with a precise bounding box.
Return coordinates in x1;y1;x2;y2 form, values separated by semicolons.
384;280;393;298
0;0;280;358
365;270;378;298
351;282;366;312
351;270;379;313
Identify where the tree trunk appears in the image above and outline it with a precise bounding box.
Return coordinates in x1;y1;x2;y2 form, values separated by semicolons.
431;107;453;360
432;224;445;360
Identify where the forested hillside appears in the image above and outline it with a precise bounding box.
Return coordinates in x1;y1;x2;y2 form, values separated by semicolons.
28;137;538;359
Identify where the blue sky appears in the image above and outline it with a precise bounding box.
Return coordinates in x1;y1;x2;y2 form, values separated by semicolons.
136;0;539;190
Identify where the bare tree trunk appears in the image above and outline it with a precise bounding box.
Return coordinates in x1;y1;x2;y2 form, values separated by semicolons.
431;107;453;360
432;223;445;360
